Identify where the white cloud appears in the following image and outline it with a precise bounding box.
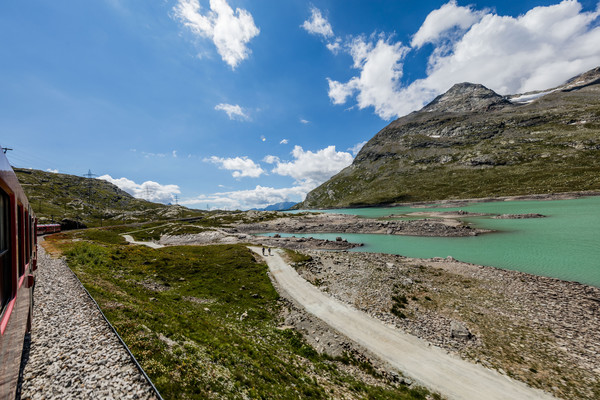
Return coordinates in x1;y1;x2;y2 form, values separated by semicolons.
348;141;367;156
326;0;600;119
172;150;178;158
263;155;280;164
215;103;249;120
302;7;334;38
206;156;265;178
411;0;486;48
182;184;307;210
299;119;309;124
46;168;59;173
326;38;342;54
279;139;289;144
269;145;353;188
173;0;260;69
327;36;410;119
98;175;180;204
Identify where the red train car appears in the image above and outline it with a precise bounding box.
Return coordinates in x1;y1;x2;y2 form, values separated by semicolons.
36;224;60;236
0;147;37;399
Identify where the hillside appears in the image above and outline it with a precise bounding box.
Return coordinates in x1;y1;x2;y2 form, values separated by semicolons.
299;67;600;209
14;168;202;227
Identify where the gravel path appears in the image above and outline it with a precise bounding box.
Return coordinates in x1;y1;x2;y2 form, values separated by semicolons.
18;244;159;400
251;246;558;400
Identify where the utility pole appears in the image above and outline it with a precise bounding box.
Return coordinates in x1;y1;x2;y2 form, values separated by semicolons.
144;186;154;200
83;169;97;205
174;194;179;205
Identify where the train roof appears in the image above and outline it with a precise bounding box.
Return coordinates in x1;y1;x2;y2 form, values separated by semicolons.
0;146;32;211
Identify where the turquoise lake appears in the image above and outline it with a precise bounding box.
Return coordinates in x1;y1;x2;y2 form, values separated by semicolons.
281;196;600;287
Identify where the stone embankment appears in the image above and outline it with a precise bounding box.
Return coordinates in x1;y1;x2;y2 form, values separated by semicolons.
18;245;159;400
236;212;488;237
291;250;600;400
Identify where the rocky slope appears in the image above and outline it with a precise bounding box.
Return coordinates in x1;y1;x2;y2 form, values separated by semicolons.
300;67;600;208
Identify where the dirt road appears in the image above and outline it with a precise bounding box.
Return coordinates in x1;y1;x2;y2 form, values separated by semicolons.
250;247;558;400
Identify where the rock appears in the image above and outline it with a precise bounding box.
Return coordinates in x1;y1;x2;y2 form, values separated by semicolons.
450;321;472;340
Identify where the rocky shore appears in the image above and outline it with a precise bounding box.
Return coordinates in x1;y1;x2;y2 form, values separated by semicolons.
159;227;361;250
235;212;489;237
290;250;600;400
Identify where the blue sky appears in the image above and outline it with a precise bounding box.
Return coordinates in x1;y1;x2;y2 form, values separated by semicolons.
2;0;599;209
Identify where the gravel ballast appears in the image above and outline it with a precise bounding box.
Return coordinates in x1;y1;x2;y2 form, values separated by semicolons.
18;244;159;400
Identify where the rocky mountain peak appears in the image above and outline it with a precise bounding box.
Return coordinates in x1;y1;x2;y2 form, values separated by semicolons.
422;82;511;113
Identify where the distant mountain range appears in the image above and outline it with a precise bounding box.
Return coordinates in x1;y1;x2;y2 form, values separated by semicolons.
298;67;600;209
251;201;297;211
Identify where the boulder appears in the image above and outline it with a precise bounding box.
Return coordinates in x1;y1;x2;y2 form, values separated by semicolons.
450;321;473;340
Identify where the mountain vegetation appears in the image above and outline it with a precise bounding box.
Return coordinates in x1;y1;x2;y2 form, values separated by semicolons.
299;67;600;209
14;168;202;227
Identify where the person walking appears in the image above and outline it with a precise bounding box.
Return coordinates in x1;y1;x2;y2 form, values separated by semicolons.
268;248;272;256
262;247;265;255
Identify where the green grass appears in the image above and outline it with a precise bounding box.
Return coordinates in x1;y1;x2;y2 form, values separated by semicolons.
52;232;436;399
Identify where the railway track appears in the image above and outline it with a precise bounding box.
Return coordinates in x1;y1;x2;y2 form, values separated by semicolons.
17;243;159;399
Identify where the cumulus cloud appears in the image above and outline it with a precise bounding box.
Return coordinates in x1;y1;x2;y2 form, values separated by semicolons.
269;145;353;188
173;0;259;69
206;156;265;178
299;118;310;124
182;184;307;210
215;103;249;120
263;155;279;164
98;175;180;204
302;7;334;38
326;0;600;119
411;0;486;48
46;168;59;173
327;36;410;119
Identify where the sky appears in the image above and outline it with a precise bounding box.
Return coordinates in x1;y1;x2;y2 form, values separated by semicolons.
1;0;600;210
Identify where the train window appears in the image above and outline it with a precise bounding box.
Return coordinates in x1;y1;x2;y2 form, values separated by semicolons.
0;191;11;312
25;211;30;264
17;205;24;276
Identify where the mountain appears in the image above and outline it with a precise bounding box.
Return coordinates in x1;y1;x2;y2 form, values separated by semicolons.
14;168;202;227
251;201;297;211
299;67;600;209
